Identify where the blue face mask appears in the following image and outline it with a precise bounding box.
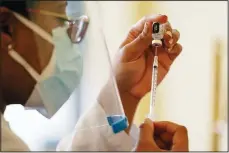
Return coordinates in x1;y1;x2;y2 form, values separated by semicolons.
8;12;83;118
34;26;83;118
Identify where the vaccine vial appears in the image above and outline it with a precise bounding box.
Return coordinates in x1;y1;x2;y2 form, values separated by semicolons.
152;22;164;46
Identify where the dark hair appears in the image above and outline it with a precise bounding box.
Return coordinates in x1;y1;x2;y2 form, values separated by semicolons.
0;0;32;18
0;0;35;35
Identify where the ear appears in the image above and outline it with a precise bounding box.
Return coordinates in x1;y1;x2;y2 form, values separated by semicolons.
0;7;18;36
1;32;12;52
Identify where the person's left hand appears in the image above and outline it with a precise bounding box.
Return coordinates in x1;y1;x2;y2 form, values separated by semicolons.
134;118;189;152
114;14;182;100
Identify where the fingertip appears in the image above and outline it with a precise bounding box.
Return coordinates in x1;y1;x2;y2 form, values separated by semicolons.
174;43;183;53
144;118;153;124
166;31;172;38
161;15;168;23
144;118;154;129
139;123;144;129
148;14;168;25
157;14;168;22
139;118;154;130
172;29;180;37
168;44;182;57
163;35;173;48
156;15;168;24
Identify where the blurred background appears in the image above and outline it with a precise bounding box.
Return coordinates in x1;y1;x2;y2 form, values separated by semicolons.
3;1;227;151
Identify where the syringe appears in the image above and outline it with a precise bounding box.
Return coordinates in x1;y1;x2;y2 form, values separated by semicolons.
148;22;164;120
149;48;159;120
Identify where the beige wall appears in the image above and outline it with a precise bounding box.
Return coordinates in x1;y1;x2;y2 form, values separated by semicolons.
130;1;227;151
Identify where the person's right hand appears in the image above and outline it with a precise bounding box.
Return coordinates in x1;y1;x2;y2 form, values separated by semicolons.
135;118;189;152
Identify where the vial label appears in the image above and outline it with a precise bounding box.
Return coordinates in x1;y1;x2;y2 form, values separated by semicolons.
152;22;164;40
153;22;160;33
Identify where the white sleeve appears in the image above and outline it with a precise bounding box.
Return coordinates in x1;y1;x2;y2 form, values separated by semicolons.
56;102;135;151
1;114;30;151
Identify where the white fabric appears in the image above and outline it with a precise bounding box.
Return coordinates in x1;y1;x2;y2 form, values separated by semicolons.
1;114;30;151
57;102;137;151
1;103;139;151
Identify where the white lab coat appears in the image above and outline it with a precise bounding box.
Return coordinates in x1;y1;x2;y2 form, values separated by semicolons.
1;102;139;151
